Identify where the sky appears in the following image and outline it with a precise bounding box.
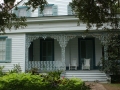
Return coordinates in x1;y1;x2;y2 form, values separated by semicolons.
0;0;21;4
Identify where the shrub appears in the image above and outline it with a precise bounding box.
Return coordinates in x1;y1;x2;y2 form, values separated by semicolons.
8;64;22;73
0;73;49;90
47;70;63;79
0;73;90;90
0;66;5;77
58;78;90;90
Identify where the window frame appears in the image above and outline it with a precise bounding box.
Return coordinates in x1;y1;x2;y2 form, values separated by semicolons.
0;36;12;63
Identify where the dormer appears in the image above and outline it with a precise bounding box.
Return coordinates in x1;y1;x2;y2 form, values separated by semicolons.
38;4;58;16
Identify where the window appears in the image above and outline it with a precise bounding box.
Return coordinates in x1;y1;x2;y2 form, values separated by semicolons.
40;39;54;61
0;36;12;63
0;39;6;61
14;6;31;17
38;4;58;16
67;5;75;15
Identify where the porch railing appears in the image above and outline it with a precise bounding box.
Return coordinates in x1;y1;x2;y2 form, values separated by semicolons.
27;61;65;71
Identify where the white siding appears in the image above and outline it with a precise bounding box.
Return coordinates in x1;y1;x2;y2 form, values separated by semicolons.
95;38;102;66
66;37;78;66
0;34;25;72
54;39;61;61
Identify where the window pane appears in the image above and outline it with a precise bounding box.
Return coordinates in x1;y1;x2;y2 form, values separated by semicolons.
81;41;86;58
44;7;52;16
19;8;26;17
43;42;46;56
41;39;54;61
47;41;52;56
0;39;6;61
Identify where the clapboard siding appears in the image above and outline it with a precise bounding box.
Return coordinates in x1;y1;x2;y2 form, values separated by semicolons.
0;34;25;72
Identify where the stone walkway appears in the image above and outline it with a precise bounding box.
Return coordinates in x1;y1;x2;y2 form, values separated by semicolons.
85;82;106;90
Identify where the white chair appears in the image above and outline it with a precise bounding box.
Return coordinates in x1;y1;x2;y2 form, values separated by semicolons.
82;58;90;70
69;59;77;70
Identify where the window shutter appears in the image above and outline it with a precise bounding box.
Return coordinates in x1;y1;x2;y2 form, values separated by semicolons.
38;7;44;17
26;8;31;17
5;38;12;63
52;5;58;16
67;5;73;15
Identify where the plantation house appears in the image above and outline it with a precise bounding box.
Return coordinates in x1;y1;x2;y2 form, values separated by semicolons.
0;0;109;81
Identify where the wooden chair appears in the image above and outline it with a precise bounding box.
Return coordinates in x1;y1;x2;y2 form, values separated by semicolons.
69;59;77;70
82;58;90;70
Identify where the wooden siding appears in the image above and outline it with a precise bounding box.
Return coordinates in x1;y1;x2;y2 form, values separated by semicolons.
0;34;25;72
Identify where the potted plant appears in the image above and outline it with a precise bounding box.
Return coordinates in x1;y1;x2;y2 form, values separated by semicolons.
99;35;120;83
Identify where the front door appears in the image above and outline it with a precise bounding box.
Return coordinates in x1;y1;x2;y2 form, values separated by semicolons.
78;38;95;70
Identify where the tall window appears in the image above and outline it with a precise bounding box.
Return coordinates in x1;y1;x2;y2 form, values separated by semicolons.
0;39;6;61
0;37;12;63
40;39;54;61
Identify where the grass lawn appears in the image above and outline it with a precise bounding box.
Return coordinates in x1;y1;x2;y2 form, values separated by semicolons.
102;83;120;90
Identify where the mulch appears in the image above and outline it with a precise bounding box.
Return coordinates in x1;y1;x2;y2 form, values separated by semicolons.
85;82;106;90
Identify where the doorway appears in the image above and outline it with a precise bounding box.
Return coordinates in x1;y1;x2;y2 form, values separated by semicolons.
78;38;95;70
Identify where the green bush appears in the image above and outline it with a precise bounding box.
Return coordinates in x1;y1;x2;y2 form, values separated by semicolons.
0;73;90;90
0;66;4;77
58;78;90;90
0;73;49;90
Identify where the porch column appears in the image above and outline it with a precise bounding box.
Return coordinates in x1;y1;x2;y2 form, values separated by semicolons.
92;33;110;60
51;35;76;70
25;35;40;71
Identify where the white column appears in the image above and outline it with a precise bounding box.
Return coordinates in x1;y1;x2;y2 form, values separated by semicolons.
51;34;76;70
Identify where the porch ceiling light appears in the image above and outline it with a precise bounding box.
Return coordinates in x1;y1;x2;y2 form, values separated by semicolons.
82;34;86;39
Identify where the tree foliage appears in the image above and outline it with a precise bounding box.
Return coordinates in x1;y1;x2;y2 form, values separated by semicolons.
0;0;47;33
70;0;120;30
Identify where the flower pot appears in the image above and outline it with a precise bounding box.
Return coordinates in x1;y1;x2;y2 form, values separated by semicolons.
110;75;120;83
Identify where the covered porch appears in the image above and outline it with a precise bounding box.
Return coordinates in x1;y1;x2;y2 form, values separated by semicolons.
25;32;109;72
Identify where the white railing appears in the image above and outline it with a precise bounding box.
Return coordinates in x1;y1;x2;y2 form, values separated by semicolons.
27;61;65;71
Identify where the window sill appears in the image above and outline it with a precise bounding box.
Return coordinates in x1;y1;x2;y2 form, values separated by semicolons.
0;61;11;63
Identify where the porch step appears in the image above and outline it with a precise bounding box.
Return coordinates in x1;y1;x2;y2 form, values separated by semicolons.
62;70;107;82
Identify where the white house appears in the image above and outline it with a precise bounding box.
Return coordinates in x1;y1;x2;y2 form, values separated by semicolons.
0;0;108;81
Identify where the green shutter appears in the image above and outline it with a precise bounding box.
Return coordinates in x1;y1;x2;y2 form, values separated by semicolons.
26;8;31;17
5;38;12;63
52;5;58;16
38;7;44;17
67;5;73;15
